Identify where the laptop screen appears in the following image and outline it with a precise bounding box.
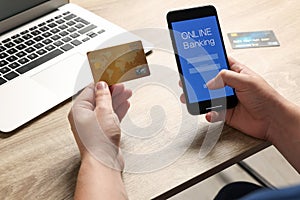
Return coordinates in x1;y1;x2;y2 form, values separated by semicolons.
0;0;68;34
0;0;48;21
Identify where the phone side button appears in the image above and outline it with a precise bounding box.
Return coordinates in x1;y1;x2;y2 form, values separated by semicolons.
206;105;223;110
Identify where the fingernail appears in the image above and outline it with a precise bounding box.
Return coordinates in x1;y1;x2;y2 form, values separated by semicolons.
96;81;107;90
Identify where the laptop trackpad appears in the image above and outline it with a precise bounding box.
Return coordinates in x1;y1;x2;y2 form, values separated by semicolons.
31;53;93;97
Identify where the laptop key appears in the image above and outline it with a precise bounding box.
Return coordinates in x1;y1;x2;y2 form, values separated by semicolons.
42;39;53;45
33;36;44;42
39;26;49;32
20;30;29;35
46;19;54;23
78;24;97;34
66;21;75;26
4;71;19;80
34;43;43;49
74;17;90;25
71;40;82;46
15;44;26;50
16;44;27;50
0;67;10;74
48;23;58;28
97;29;105;34
55;15;62;19
51;35;61;40
70;33;80;38
59;31;68;36
61;44;73;51
18;58;29;64
2;38;11;43
0;46;6;52
50;28;60;34
82;37;90;42
22;34;32;40
13;38;24;44
38;22;46;27
62;37;71;42
45;45;55;51
63;11;70;15
75;23;84;29
25;47;35;53
58;25;68;30
42;32;52;38
67;27;76;33
7;55;18;62
0;77;6;85
16;51;27;58
0;60;8;67
12;34;20;39
87;32;97;38
7;48;17;54
16;49;63;74
8;62;20;69
56;19;65;24
31;30;41;36
28;53;38;60
4;42;15;48
54;41;63;47
37;49;47;55
29;26;38;31
25;40;35;46
64;14;76;20
0;52;8;59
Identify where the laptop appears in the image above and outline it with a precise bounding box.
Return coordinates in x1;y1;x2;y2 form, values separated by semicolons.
0;0;152;132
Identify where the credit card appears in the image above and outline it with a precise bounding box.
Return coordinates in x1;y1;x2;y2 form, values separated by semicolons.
227;30;280;49
87;40;150;86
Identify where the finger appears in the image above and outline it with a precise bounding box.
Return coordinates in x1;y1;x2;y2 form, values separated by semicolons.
95;81;114;115
205;111;226;122
205;109;233;123
180;94;186;104
115;101;130;121
228;56;257;76
206;69;249;90
179;80;182;88
228;57;244;73
228;56;243;68
112;89;132;111
73;83;95;107
110;84;125;97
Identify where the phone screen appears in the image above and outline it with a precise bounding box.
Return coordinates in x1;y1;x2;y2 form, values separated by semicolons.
170;16;235;103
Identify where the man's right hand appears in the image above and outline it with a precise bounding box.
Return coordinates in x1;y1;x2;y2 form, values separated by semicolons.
180;57;288;141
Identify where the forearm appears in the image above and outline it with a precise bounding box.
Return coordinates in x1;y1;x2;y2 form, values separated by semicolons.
268;96;300;173
75;154;128;200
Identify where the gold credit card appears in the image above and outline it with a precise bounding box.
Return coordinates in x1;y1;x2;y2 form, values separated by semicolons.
87;40;150;86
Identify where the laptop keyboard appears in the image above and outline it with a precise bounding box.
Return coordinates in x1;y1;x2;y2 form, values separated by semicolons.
0;11;105;85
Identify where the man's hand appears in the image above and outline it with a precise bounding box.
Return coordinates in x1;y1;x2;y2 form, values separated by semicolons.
68;81;132;161
68;81;131;200
180;57;284;141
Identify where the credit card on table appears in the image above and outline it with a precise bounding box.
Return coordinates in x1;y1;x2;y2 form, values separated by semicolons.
227;30;280;49
87;40;150;86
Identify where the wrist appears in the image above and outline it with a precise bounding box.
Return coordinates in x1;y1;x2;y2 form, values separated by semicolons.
75;152;128;200
81;153;122;175
267;94;300;144
81;150;124;172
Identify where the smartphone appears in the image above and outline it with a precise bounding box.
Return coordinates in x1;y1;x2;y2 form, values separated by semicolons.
167;5;238;115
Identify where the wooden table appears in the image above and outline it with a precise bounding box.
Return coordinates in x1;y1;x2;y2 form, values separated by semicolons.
1;0;299;199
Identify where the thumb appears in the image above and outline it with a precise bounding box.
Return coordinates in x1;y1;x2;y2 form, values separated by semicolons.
206;69;249;90
94;81;114;114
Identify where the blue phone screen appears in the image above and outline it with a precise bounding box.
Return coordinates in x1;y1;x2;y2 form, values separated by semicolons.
171;16;234;103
